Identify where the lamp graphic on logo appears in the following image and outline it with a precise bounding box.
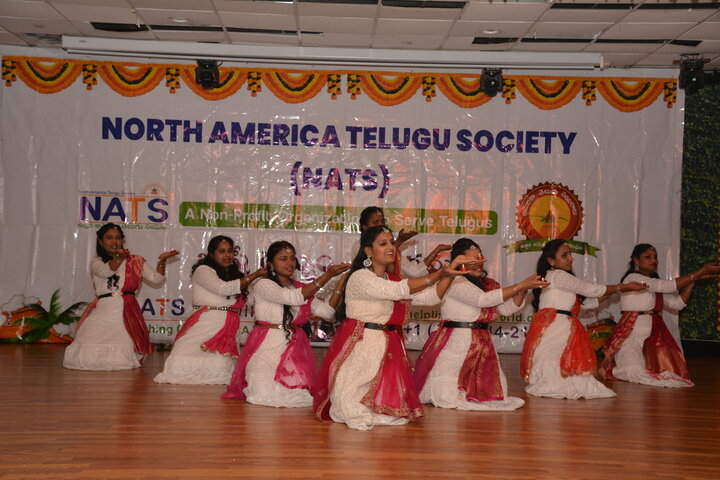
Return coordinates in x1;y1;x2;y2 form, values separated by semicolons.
505;182;600;256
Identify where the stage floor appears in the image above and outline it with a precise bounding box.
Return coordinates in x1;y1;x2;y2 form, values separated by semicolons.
1;344;719;480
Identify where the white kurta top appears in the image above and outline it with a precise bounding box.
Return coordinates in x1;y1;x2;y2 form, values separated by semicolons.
243;277;335;408
612;273;691;387
420;276;525;410
63;256;164;371
154;265;244;385
526;269;615;399
329;268;439;430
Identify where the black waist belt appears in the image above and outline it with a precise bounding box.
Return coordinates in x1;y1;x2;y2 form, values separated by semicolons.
622;310;657;316
443;321;489;330
556;309;573;316
363;322;400;332
98;291;134;299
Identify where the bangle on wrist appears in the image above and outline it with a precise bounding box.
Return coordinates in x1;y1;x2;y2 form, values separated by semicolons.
312;280;323;289
689;272;697;282
332;290;343;296
512;285;519;296
424;276;435;287
615;284;621;295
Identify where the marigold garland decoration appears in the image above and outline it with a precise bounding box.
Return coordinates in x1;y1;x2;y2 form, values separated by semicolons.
582;80;597;106
97;63;165;97
515;77;583;110
11;57;82;94
436;75;493;108
82;64;97;91
179;67;246;101
248;71;262;97
663;81;677;109
360;74;422;106
347;73;362;99
422;76;436;103
165;67;181;94
2;55;676;113
502;78;516;105
2;59;17;86
327;73;342;99
596;78;665;113
263;71;325;104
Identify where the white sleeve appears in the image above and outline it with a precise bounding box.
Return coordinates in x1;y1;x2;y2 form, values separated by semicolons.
192;265;242;297
345;269;411;301
141;260;165;284
550;270;606;298
310;297;336;320
446;278;504;308
253;278;306;306
663;293;686;311
626;274;677;294
498;296;524;316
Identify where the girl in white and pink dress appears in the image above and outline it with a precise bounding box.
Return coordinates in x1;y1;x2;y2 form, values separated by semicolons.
223;240;350;408
314;226;472;431
64;223;178;371
600;243;719;388
520;239;647;400
413;238;548;411
154;235;265;385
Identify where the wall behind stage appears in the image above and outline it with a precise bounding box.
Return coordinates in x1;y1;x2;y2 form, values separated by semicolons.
0;54;687;352
681;83;720;343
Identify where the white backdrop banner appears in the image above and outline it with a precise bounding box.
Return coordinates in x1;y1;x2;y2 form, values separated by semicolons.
0;55;684;352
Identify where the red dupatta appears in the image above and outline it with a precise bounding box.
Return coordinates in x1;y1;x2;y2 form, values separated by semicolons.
600;293;691;383
520;297;595;382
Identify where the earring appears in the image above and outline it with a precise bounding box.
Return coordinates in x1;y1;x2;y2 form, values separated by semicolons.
363;257;372;268
633;262;639;271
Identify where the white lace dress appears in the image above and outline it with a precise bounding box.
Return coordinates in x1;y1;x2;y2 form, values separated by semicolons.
328;268;439;430
243;278;335;408
63;257;163;371
612;273;692;387
526;269;616;399
154;265;244;385
419;276;525;410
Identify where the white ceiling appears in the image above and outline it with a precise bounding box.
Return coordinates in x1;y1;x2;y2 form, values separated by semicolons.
0;0;718;69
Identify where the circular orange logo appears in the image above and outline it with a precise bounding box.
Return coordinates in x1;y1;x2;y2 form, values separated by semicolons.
516;183;583;239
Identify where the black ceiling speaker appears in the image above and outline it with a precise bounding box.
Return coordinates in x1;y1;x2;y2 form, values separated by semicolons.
195;60;220;90
679;57;705;94
480;68;503;97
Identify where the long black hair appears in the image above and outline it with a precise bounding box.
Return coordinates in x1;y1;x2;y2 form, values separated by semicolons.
359;206;384;231
531;239;568;312
621;243;660;282
335;225;394;322
450;237;491;291
96;223;125;262
265;240;299;339
191;235;244;282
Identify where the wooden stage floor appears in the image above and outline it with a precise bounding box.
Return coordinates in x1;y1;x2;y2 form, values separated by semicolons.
1;344;719;480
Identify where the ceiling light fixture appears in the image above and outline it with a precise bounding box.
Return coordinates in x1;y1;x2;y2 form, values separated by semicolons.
61;36;603;71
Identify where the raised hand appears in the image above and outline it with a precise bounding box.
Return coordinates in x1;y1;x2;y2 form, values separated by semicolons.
159;249;180;262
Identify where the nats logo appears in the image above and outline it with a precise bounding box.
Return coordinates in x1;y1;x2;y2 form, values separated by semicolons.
516;183;583;240
505;182;599;257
